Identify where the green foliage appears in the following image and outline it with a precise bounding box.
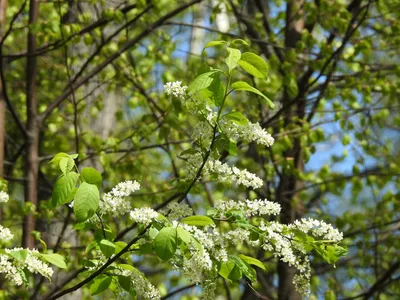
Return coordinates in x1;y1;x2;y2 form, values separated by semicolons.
154;227;177;261
238;52;269;79
180;216;215;227
73;182;100;222
231;81;275;108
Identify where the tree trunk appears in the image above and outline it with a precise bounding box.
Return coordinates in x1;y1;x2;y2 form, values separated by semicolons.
277;0;305;299
0;0;7;178
23;0;40;249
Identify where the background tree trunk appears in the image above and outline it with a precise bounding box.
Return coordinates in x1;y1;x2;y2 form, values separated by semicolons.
23;0;40;249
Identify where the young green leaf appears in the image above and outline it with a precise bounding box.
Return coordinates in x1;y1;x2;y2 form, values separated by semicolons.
40;253;67;269
238;52;269;79
50;172;79;208
231;39;249;46
238;254;266;270
231;81;275;109
181;216;215;227
9;249;29;262
219;260;242;282
223;111;249;125
225;47;241;72
90;275;112;296
154;227;177;261
203;40;228;50
81;167;102;189
177;227;192;245
230;255;257;282
188;70;221;95
73;182;100;222
99;239;116;258
50;152;71;166
59;157;75;175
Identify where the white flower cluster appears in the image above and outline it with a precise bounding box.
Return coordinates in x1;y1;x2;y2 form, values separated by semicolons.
290;218;343;242
185;154;263;189
192;121;213;147
130;270;161;299
164;81;187;100
223;228;250;244
223;121;275;146
159;202;193;221
0;191;9;203
129;207;159;225
0;225;14;243
206;160;264;189
215;199;281;217
0;248;54;285
181;245;213;283
258;218;344;296
99;180;140;215
24;250;54;278
0;254;22;285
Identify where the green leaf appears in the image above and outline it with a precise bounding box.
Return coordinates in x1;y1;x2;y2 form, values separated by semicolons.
118;276;135;296
139;243;153;255
238;52;269;79
238;254;266;270
230;255;257;282
59;157;75;175
51;172;79;208
203;40;228;50
188;70;221;95
154;227;177;261
219;260;242;282
231;81;275;109
181;216;215;227
9;249;29;262
207;74;225;106
50;152;71;166
231;39;249;46
81;167;102;189
40;253;67;269
99;239;116;258
225;47;241;72
73;182;100;222
177;227;191;245
90;275;112;296
223;112;249;125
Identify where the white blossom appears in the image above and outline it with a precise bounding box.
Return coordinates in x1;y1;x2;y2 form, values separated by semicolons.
160;202;193;221
129;207;158;225
25;250;54;278
0;254;23;285
164;81;187;99
181;246;213;283
0;191;9;203
223;121;274;146
130;269;161;299
1;248;54;284
223;228;250;244
215;199;281;217
206;160;264;189
99;180;140;215
0;225;14;243
290;218;343;243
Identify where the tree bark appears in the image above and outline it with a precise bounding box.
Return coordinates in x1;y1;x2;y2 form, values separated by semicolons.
23;0;40;249
0;0;7;178
277;1;305;299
